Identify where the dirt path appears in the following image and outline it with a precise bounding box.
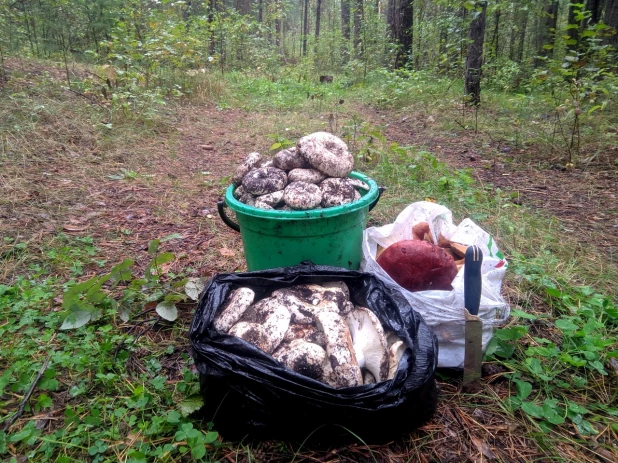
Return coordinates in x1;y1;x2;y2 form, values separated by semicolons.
366;108;618;271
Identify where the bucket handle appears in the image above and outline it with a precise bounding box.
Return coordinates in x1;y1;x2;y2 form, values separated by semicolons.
217;198;240;232
369;186;385;212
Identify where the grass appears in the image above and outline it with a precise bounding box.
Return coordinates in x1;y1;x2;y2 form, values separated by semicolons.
1;57;617;462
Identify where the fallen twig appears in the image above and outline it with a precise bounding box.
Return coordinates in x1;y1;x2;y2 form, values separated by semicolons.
3;357;50;432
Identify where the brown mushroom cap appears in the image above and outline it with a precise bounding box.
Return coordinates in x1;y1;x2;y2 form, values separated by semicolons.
297;132;354;178
242;167;288;195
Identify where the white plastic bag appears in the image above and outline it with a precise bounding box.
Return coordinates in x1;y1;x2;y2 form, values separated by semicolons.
361;201;510;368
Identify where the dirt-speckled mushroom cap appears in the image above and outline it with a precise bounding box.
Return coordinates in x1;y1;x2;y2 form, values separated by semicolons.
242;167;288;195
316;311;362;388
283;181;322;210
256;190;284;208
320;177;357;208
287;168;327;184
297;132;354;178
273;147;307;170
232;152;263;185
213;287;255;333
273;339;326;380
229;297;291;354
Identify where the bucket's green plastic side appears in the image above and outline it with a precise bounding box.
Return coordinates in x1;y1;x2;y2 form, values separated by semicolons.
224;172;379;271
236;207;369;270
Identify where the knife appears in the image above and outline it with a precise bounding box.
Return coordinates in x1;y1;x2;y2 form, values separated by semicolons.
462;245;483;391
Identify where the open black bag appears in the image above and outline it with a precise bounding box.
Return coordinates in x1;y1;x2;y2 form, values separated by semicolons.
189;262;439;445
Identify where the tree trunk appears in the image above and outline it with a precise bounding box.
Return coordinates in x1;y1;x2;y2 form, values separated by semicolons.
342;0;351;40
516;8;528;63
491;7;501;61
566;2;579;51
465;1;487;106
389;0;413;68
275;0;282;49
353;0;363;54
302;0;309;55
604;0;618;48
535;0;559;66
258;0;263;23
585;0;604;25
315;0;322;40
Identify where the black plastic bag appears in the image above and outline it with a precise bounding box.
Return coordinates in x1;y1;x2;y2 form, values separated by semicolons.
189;262;439;445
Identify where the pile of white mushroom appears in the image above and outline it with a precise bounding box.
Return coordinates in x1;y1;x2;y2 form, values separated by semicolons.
232;132;370;210
213;282;407;388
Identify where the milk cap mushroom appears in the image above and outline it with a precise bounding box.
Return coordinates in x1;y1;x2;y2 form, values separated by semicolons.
345;306;389;382
315;311;362;388
229;297;291;353
283;181;322;210
273;147;307;170
213;287;255;333
387;340;406;380
287;168;327;184
242;167;288;196
320;178;356;208
232;152;262;185
273;339;326;380
297;132;354;178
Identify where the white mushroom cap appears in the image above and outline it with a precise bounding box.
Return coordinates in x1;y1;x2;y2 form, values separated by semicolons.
345;306;389;382
229;297;291;354
273;289;339;324
213;287;255;333
315;311;362;388
387;340;406;380
273;339;326;380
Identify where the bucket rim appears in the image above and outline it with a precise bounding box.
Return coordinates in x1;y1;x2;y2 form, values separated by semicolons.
225;171;379;219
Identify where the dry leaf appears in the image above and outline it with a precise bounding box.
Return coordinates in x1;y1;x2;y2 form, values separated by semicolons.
471;437;496;460
219;248;236;257
63;224;88;232
200;144;215;150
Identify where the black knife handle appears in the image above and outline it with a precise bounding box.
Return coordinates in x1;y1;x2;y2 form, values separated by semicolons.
464;245;483;316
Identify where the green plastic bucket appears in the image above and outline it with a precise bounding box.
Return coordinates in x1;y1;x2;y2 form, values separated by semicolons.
218;172;381;271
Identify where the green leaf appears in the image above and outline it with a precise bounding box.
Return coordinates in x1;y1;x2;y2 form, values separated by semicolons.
60;310;94;330
156;301;177;321
148;239;161;255
153;252;175;267
179;394;204;417
555;318;579;332
513;379;532;400
521;401;544;419
545;287;563;298
203;431;218;444
191;443;206;460
495;326;528;341
510;309;537;320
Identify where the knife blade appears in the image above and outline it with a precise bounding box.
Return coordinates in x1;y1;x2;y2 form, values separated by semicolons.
462;245;483;390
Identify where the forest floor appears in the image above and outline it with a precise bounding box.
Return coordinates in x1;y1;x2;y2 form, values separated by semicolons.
2;59;618;462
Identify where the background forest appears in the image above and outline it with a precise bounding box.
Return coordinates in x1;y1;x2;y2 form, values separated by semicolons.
1;1;618;462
